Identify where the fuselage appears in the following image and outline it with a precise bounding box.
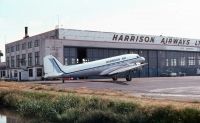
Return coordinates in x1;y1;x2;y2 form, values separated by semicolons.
60;54;145;77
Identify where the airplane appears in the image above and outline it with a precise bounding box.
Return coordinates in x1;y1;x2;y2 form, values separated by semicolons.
43;54;146;82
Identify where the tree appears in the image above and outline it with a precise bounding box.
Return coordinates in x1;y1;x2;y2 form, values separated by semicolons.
0;51;3;63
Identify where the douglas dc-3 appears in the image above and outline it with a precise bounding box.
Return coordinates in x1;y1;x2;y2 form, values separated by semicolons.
43;54;146;82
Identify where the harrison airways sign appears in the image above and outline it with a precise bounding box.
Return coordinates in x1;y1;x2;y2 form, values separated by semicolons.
112;34;200;47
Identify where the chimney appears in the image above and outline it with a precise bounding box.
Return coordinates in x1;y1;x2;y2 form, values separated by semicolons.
24;27;29;38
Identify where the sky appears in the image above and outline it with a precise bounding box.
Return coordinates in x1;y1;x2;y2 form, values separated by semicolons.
1;0;200;61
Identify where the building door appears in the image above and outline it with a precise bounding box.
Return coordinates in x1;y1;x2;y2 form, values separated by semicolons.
19;72;21;81
139;50;149;77
64;47;77;65
148;50;158;77
77;48;87;63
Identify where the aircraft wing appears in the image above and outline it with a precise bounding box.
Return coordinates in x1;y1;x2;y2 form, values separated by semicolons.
100;66;122;75
100;63;147;76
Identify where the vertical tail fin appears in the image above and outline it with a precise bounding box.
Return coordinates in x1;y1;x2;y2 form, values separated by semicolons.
43;55;64;78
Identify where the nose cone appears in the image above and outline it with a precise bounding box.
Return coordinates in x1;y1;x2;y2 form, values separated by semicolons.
140;57;145;63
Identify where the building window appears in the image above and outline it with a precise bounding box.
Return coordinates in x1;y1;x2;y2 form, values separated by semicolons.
197;56;200;65
198;59;200;65
72;58;76;64
11;46;14;52
16;44;20;51
2;71;5;77
64;47;77;65
6;57;10;67
64;58;68;65
34;40;39;47
28;41;32;48
180;57;186;66
11;56;15;68
6;47;10;53
16;55;20;67
22;43;26;50
188;57;195;66
165;59;169;66
171;59;177;66
21;54;26;66
28;53;32;66
29;69;33;77
37;68;42;77
14;70;18;77
35;52;40;65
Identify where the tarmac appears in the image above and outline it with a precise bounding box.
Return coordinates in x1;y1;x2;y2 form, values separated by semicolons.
38;76;200;102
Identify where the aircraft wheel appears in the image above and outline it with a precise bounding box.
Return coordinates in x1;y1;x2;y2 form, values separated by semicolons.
112;75;118;81
126;74;132;81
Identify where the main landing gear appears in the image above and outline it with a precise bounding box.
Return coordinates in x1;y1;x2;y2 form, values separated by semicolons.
126;71;132;81
112;71;133;81
126;74;132;81
112;75;118;81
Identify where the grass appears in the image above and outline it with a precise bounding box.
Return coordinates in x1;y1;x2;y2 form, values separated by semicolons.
1;81;200;123
0;89;200;123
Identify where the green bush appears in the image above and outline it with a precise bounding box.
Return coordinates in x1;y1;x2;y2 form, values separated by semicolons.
81;97;109;111
179;108;200;123
1;90;200;123
23;91;53;100
147;106;181;123
76;110;122;123
1;91;24;108
126;107;149;123
53;95;81;113
54;108;82;123
17;99;57;119
108;101;139;114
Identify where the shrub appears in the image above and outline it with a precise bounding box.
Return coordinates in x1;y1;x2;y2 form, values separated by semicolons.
1;91;25;108
81;97;109;111
54;108;82;123
179;108;200;123
108;101;139;114
127;107;149;123
17;98;57;120
147;106;181;123
1;90;200;123
53;95;81;114
23;91;53;100
76;110;122;123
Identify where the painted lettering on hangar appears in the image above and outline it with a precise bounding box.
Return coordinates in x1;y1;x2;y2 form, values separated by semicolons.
112;34;200;47
112;34;154;43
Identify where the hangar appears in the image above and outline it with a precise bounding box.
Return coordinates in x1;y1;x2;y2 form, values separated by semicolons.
4;27;200;80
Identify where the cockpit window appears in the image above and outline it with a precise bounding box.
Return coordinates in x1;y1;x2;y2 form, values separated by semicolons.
136;55;140;58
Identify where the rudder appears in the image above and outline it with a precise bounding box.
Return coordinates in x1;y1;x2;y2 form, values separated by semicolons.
43;55;64;78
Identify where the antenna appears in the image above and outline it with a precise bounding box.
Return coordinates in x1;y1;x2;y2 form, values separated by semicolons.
55;15;63;29
55;15;60;29
58;15;60;28
4;35;6;44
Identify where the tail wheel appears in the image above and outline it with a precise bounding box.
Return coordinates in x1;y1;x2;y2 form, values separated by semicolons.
126;74;132;81
112;75;118;81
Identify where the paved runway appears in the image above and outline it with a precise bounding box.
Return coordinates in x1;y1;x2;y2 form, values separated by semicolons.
41;76;200;101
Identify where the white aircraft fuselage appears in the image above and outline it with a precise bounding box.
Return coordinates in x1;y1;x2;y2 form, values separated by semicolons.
44;54;146;81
